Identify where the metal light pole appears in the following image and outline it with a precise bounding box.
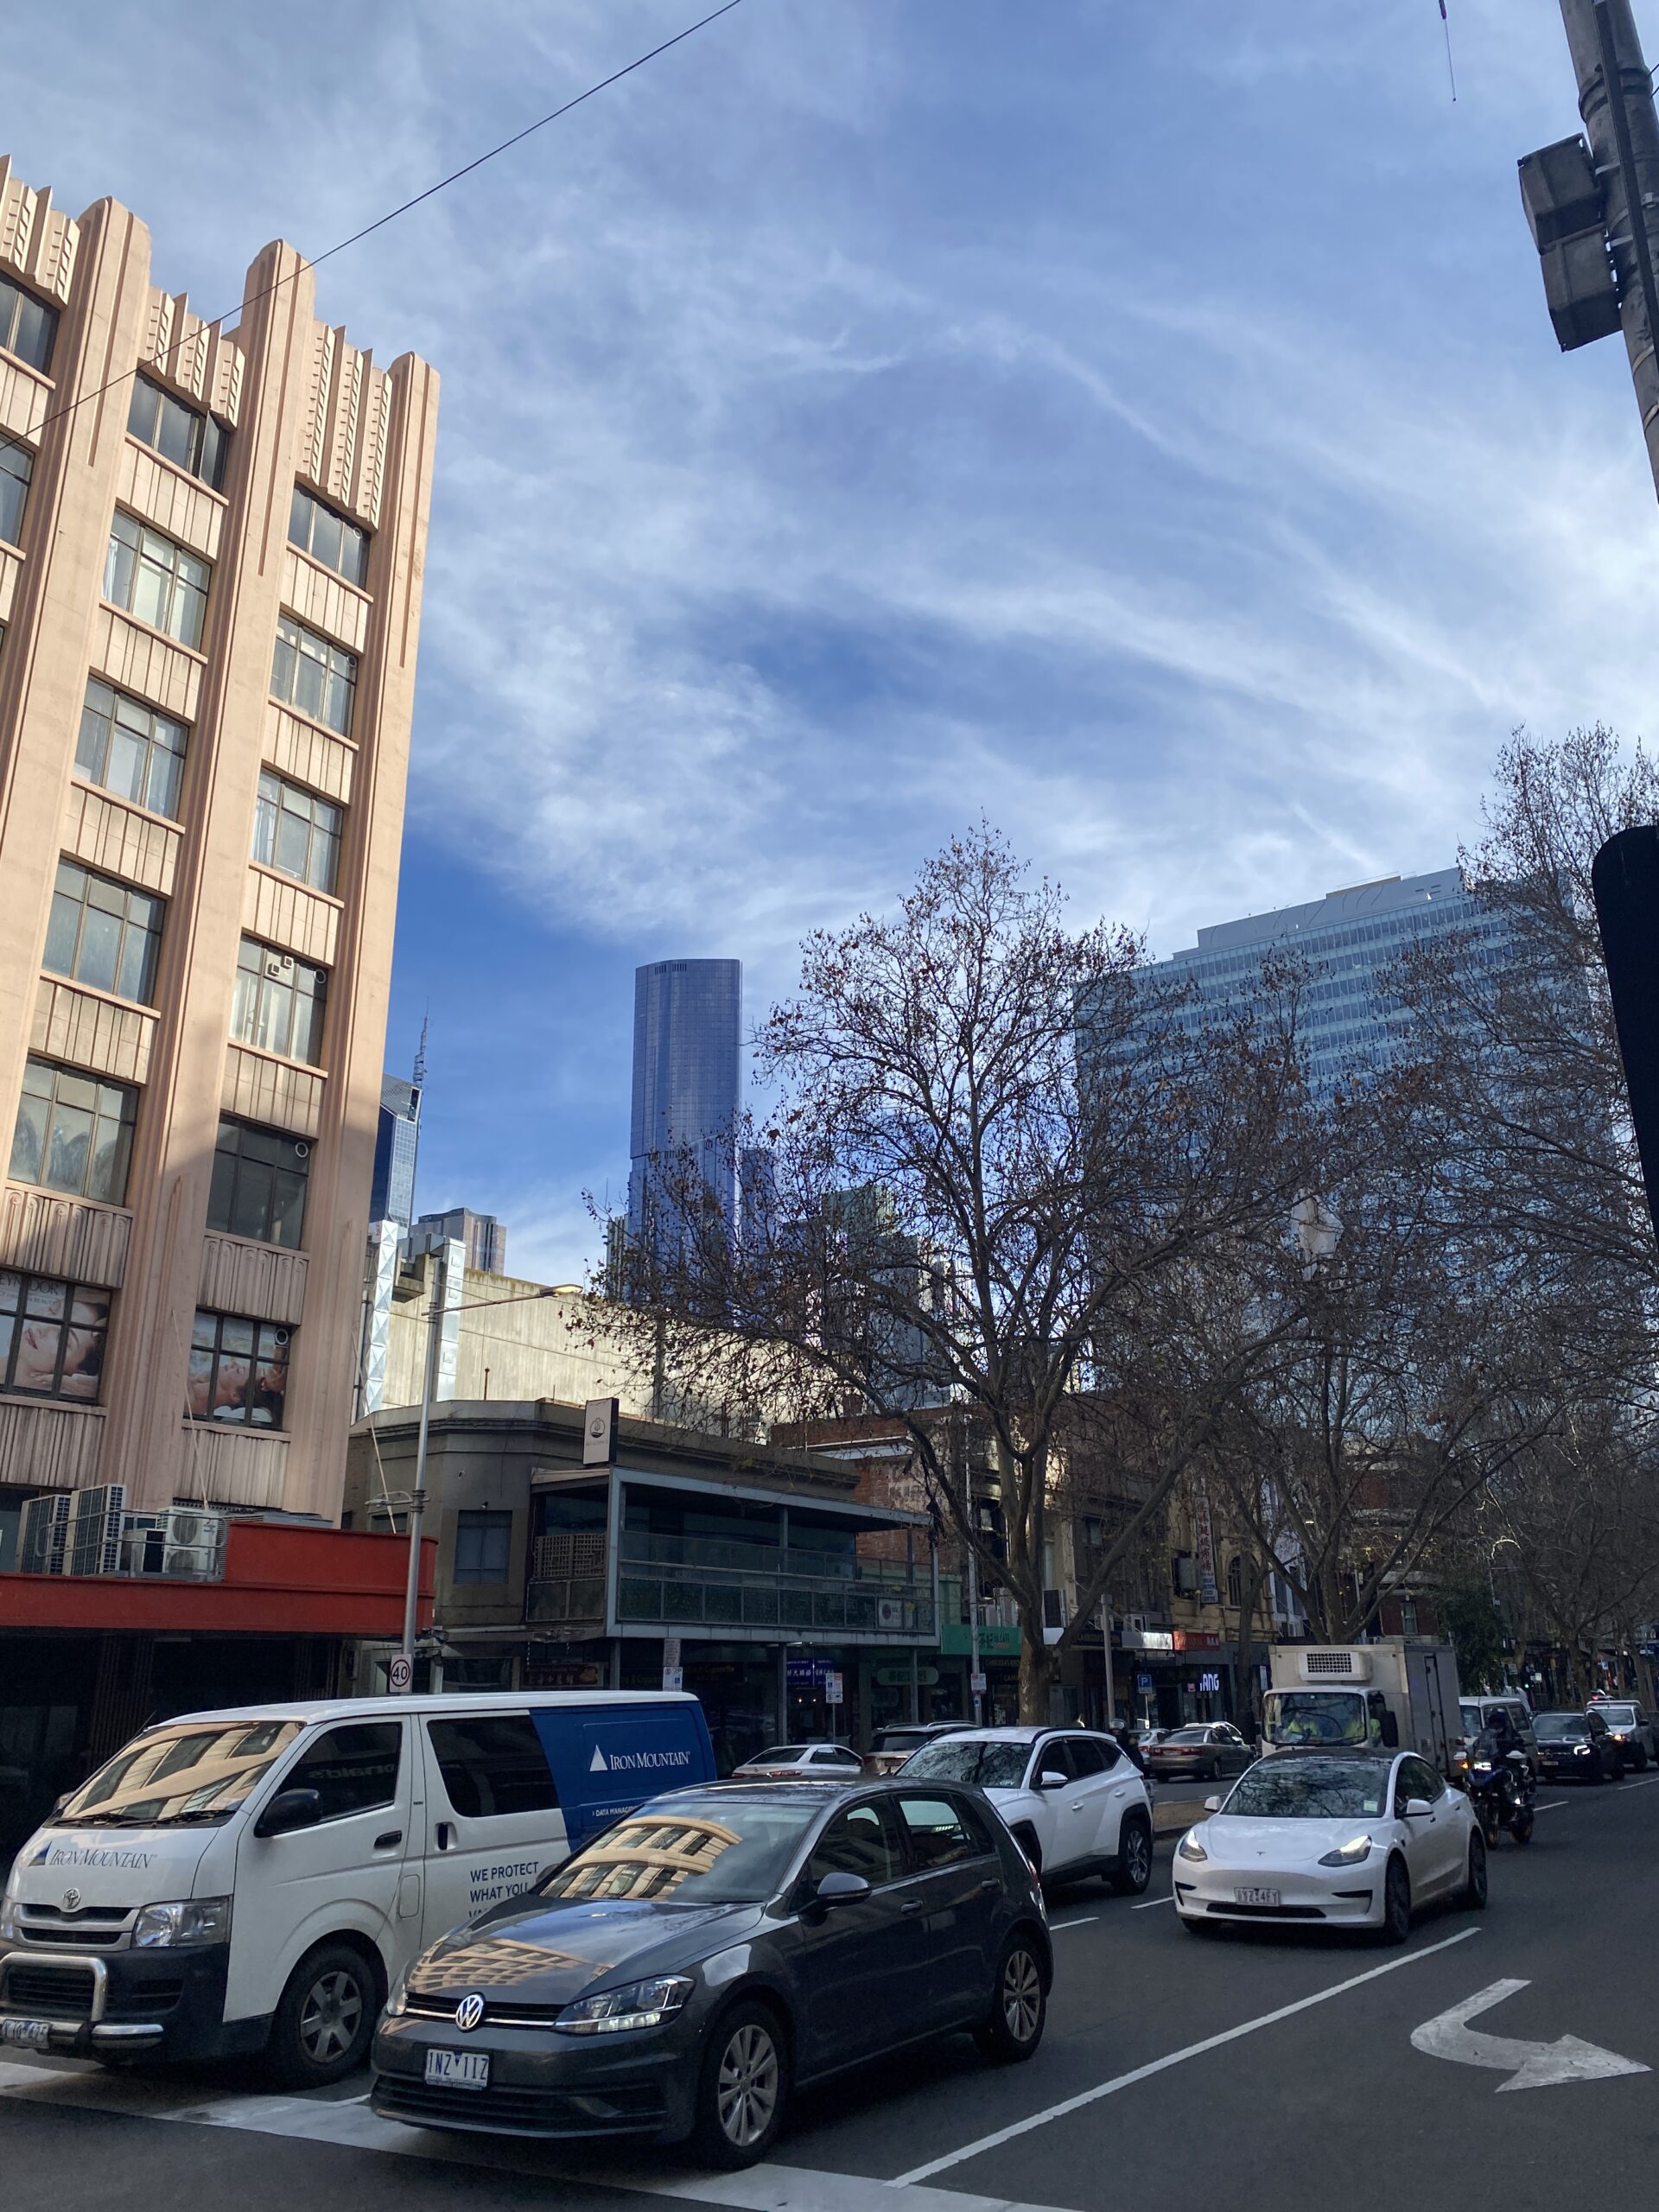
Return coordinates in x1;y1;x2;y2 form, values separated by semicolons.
1522;3;1659;500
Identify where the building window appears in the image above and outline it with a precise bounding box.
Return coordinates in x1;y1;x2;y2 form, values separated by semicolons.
0;1270;111;1402
76;679;188;819
453;1510;514;1585
207;1117;309;1249
104;511;210;651
0;273;54;373
188;1309;291;1427
252;770;342;893
126;377;227;489
44;861;164;1005
1226;1554;1243;1610
270;614;355;737
0;437;31;547
289;486;368;588
232;938;327;1065
10;1058;137;1205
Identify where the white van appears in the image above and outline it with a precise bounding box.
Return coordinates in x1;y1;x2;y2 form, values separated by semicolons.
0;1690;715;2085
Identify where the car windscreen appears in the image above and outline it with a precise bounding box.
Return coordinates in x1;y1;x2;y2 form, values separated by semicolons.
901;1738;1032;1789
60;1720;304;1826
1263;1691;1369;1746
1534;1716;1589;1741
1599;1707;1637;1726
872;1730;929;1750
1459;1704;1483;1732
536;1794;818;1904
1223;1758;1389;1819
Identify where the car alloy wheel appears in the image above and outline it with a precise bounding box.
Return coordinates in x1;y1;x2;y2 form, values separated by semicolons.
1112;1816;1153;1896
976;1935;1048;2062
1378;1858;1411;1946
299;1968;363;2064
1464;1828;1488;1908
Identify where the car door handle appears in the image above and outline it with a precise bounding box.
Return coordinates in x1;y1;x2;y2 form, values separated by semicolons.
899;1898;923;1915
373;1829;404;1850
435;1821;454;1852
979;1878;1000;1895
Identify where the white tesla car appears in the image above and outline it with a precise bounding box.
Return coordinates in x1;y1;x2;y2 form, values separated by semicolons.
1172;1749;1483;1942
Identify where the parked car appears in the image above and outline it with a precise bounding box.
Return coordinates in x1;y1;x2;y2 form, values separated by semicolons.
371;1777;1052;2167
0;1692;715;2083
898;1726;1152;1892
1145;1723;1255;1786
1586;1700;1658;1770
1173;1748;1482;1941
730;1743;866;1781
1533;1708;1624;1783
864;1722;966;1776
1457;1697;1541;1777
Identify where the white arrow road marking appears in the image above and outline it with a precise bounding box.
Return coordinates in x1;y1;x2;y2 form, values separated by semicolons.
1410;1979;1650;2092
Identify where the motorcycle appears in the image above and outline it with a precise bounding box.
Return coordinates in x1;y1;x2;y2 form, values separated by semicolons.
1463;1747;1535;1846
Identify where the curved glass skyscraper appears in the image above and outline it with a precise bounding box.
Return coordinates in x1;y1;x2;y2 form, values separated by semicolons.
627;959;742;1275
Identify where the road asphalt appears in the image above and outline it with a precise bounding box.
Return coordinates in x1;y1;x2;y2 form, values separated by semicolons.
4;1772;1657;2212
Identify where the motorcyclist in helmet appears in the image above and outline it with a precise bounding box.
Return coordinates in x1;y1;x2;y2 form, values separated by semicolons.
1470;1705;1522;1769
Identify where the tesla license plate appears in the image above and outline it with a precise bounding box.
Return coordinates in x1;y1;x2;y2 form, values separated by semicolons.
1234;1885;1281;1909
0;2019;54;2050
424;2048;490;2090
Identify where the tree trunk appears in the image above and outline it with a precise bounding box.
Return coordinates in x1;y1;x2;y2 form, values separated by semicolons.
1017;1616;1058;1724
1232;1548;1267;1738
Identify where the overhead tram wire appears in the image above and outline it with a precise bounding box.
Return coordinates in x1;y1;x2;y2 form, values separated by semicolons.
26;0;747;448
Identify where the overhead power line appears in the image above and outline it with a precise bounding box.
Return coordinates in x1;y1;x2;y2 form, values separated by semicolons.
28;0;747;448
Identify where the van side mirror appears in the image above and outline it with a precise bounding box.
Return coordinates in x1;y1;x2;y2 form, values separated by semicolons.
254;1787;322;1838
1381;1713;1400;1749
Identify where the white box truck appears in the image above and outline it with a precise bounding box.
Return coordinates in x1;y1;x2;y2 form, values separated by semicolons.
1263;1639;1464;1770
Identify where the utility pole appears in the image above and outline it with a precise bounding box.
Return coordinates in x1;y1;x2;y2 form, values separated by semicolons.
1522;3;1659;500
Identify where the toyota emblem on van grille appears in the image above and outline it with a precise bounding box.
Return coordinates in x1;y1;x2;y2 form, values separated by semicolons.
60;1889;82;1913
454;1993;485;2031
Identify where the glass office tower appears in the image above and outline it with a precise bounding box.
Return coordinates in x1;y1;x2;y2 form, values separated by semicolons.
1101;868;1516;1096
370;1071;422;1231
627;959;742;1275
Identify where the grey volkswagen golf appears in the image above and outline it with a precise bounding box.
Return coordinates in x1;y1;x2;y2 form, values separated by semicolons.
371;1777;1052;2168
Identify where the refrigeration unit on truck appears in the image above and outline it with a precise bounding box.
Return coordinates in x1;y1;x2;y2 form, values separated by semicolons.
1262;1640;1463;1770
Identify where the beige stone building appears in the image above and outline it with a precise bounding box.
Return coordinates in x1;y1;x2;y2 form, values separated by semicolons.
0;159;437;1522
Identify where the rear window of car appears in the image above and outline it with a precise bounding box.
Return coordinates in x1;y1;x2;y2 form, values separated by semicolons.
1599;1706;1638;1726
749;1746;808;1764
1162;1728;1208;1745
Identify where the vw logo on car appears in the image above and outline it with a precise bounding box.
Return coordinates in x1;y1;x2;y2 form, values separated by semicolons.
453;1993;485;2032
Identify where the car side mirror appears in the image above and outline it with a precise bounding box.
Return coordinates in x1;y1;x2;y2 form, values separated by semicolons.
52;1791;72;1816
1037;1770;1068;1791
813;1871;871;1910
1203;1796;1222;1814
254;1787;323;1839
1402;1797;1433;1819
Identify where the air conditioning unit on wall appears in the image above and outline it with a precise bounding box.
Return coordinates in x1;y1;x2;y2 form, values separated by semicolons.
877;1597;906;1630
264;951;295;981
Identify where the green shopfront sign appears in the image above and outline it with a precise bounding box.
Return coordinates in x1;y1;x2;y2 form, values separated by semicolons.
941;1623;1020;1656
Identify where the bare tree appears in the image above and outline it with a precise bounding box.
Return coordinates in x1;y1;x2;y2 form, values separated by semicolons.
601;826;1317;1720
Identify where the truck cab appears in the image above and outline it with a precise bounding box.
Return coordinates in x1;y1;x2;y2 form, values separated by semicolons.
1262;1641;1462;1770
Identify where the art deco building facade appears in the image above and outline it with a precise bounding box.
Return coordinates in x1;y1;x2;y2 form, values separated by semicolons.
0;159;437;1521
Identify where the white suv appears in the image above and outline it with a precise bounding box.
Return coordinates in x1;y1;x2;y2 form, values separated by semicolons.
899;1726;1154;1892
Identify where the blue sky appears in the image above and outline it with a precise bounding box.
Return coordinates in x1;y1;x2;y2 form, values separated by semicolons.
14;3;1659;1279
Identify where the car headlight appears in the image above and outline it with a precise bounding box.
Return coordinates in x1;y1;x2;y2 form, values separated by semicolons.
1317;1836;1373;1868
383;1965;410;2018
554;1975;694;2035
0;1902;21;1942
1176;1830;1208;1864
1573;1744;1592;1757
133;1897;232;1948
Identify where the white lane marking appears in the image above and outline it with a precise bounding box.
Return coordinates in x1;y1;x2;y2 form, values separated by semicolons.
1049;1916;1098;1932
0;2060;1068;2212
893;1925;1482;2184
1533;1801;1568;1812
1620;1773;1659;1789
1131;1895;1175;1910
1410;1978;1649;2091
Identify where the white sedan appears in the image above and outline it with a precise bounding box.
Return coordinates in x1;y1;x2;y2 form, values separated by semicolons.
1173;1749;1484;1942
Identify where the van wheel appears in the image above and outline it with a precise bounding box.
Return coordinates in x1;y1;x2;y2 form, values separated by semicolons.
266;1942;379;2088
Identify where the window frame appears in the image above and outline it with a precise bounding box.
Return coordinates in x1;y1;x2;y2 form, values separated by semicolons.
0;435;32;548
103;510;211;651
0;273;55;373
270;613;356;738
283;1722;402;1826
252;769;343;894
126;375;227;491
10;1056;137;1206
802;1797;904;1894
231;938;327;1067
188;1307;293;1429
424;1713;562;1820
75;678;188;821
452;1509;514;1586
43;860;165;1006
288;484;370;588
0;1269;111;1403
893;1791;984;1872
207;1116;311;1251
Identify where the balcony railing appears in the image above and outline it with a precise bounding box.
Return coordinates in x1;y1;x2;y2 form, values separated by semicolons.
525;1529;936;1638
